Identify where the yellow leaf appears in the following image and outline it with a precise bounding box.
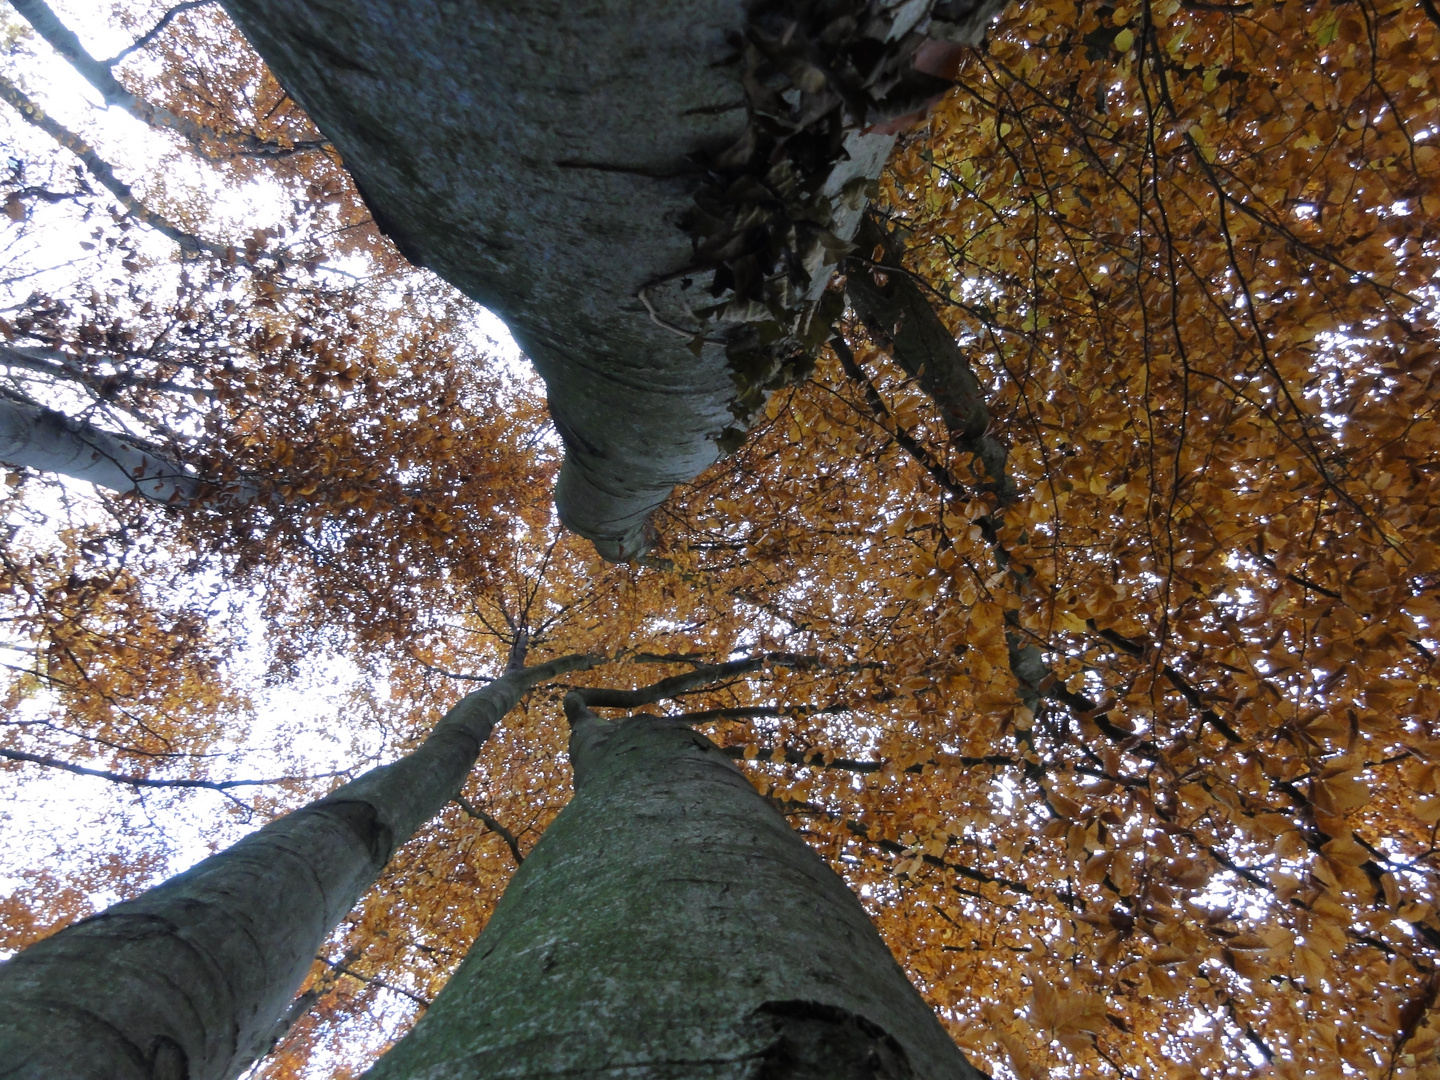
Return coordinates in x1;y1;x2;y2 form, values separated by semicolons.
1316;775;1370;813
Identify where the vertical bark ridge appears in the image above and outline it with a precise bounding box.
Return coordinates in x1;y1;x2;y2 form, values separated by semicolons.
0;654;598;1080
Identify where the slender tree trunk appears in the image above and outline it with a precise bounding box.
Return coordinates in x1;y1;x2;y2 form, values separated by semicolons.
843;217;1014;503
8;0;324;158
0;395;210;504
0;654;596;1080
362;695;986;1080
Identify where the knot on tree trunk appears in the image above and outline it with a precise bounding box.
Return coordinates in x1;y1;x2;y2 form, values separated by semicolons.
749;1000;920;1079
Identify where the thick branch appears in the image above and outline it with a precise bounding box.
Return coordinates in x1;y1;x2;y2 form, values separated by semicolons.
844;215;1017;503
0;392;210;503
566;652;816;711
211;0;969;559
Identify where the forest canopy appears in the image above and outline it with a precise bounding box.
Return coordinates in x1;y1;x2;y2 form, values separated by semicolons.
1;0;1438;1077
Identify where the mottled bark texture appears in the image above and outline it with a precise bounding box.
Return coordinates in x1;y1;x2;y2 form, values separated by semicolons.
0;394;206;504
0;655;595;1080
362;698;986;1080
213;0;1007;559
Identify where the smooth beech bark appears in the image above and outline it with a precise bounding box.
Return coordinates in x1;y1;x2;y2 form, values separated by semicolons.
361;695;985;1080
0;654;597;1080
0;394;208;504
211;0;744;559
211;0;969;559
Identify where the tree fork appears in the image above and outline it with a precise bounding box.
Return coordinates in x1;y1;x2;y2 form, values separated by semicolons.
0;653;598;1080
359;692;986;1080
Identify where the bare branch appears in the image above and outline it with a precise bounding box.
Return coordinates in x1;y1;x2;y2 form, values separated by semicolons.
0;746;350;792
626;651;717;666
0;343;220;400
314;954;431;1008
107;1;215;65
453;795;524;865
9;0;326;159
720;743;1016;774
568;652;818;710
0;73;216;256
667;705;793;723
844;818;1037;897
830;335;974;501
845;214;1018;504
408;655;493;682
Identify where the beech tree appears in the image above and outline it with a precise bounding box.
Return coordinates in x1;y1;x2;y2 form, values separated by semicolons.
1;0;1439;1077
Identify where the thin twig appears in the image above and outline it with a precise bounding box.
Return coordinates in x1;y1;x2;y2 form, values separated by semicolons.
0;746;349;792
0;73;214;256
314;954;431;1008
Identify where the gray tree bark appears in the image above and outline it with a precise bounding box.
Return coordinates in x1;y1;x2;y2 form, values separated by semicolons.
0;394;209;504
361;695;986;1080
0;654;596;1080
212;0;1002;559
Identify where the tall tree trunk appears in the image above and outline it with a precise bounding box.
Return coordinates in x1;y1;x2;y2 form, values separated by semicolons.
212;0;987;559
362;695;986;1080
0;654;596;1080
0;395;209;504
